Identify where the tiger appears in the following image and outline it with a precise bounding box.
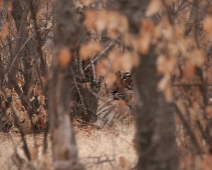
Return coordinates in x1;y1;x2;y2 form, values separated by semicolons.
94;71;135;127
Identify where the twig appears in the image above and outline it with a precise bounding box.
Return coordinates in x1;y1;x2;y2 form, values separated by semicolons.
90;59;96;82
29;0;46;76
5;33;35;79
174;103;203;154
0;120;9;131
5;26;53;80
84;37;119;71
11;106;31;161
93;37;119;63
71;69;88;115
172;83;212;87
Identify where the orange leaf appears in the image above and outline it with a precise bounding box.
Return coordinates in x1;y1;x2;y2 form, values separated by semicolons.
58;47;72;68
158;74;170;91
146;0;162;17
203;15;212;35
164;85;173;102
120;52;133;72
0;21;9;37
84;10;96;30
81;0;95;5
95;59;108;77
206;106;212;118
96;10;108;33
202;154;212;170
0;0;4;10
80;42;103;61
183;63;195;78
139;19;154;54
157;55;177;74
190;49;206;67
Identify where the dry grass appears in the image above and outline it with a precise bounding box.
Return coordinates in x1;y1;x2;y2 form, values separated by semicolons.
0;123;137;170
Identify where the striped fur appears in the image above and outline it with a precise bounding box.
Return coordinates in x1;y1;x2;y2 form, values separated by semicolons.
95;98;133;127
94;71;134;127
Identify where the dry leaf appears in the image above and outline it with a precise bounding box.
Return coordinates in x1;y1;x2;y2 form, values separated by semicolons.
34;86;42;96
146;0;162;17
4;74;8;83
175;24;185;40
132;51;140;67
107;11;120;31
96;10;108;33
95;59;108;77
85;82;91;88
120;52;133;72
164;85;173;102
158;74;170;91
1;101;6;108
190;49;206;67
102;0;108;5
118;15;128;34
108;11;128;39
108;49;122;70
164;0;175;5
203;15;212;35
162;18;173;41
7;2;12;11
139;19;154;54
72;118;79;125
108;28;118;39
37;8;46;20
108;49;119;61
81;0;95;5
84;10;96;30
0;0;4;10
80;42;103;61
202;154;212;170
58;47;72;68
111;57;121;71
183;63;195;78
0;21;10;37
157;55;177;74
206;106;212;118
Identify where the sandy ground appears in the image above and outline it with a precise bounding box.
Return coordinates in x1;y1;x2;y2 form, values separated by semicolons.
0;124;137;170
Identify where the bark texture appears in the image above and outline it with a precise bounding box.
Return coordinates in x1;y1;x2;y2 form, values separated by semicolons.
48;0;83;169
117;0;178;169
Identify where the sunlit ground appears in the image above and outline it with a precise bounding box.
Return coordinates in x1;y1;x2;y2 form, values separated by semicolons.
0;123;137;170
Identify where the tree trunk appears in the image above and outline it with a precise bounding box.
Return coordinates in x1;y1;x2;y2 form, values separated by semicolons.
48;0;83;169
133;47;178;170
117;0;178;169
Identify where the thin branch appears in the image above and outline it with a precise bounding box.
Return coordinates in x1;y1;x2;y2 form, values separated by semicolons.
92;37;118;64
29;1;46;76
174;103;203;154
90;59;96;82
84;38;118;72
71;69;88;115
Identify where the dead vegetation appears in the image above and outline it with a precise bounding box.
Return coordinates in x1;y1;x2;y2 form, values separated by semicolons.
2;0;212;169
0;123;136;170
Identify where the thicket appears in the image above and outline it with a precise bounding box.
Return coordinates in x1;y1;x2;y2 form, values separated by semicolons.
1;0;212;169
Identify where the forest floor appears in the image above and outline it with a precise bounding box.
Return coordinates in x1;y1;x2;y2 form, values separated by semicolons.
0;122;137;170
